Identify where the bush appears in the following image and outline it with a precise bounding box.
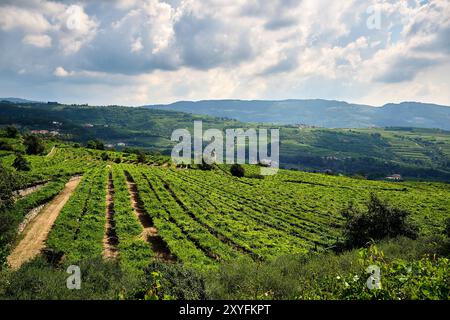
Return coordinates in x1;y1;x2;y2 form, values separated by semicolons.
137;152;146;163
198;160;213;171
0;165;18;267
141;261;207;300
87;139;105;150
0;140;13;151
0;257;142;300
230;164;245;177
12;154;31;171
206;238;449;300
101;152;110;161
444;218;450;239
114;157;122;164
0;164;15;213
5;126;19;138
340;194;419;250
23;135;45;155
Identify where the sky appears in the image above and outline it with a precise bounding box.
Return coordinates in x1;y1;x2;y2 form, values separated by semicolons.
0;0;449;106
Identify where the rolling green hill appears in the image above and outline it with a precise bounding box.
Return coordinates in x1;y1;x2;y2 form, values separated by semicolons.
2;101;450;181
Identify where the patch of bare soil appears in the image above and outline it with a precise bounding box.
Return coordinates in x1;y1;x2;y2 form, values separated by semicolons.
103;171;119;260
7;176;82;270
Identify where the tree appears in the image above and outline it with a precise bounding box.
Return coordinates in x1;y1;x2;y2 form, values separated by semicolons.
230;164;245;177
5;126;19;138
0;164;15;213
137;151;146;163
12;154;31;171
23;135;45;155
87;139;105;150
0;164;18;266
0;140;13;151
101;152;110;161
340;193;418;249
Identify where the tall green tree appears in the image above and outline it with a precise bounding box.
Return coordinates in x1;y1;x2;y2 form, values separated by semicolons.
5;125;19;138
23;135;45;155
12;153;31;171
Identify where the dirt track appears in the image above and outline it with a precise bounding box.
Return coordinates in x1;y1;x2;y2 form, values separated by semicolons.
7;176;82;270
103;171;119;260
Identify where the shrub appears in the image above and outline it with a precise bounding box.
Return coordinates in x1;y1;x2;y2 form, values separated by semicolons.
137;152;146;163
87;139;105;150
340;194;419;250
0;140;13;151
23;135;45;155
101;152;110;161
230;164;245;177
0;165;18;267
141;261;207;300
12;154;31;171
5;126;19;138
444;218;450;239
206;239;449;300
198;159;213;171
0;257;142;300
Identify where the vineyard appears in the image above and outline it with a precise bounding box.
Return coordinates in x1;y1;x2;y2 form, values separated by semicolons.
2;140;449;274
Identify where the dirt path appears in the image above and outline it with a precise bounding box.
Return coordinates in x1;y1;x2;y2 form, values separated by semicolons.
124;172;175;262
7;176;82;270
103;171;119;260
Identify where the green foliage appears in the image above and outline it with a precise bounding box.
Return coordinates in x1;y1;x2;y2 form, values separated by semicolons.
23;135;45;155
47;168;107;262
0;178;68;267
0;257;141;300
206;239;449;300
0;165;17;266
111;166;153;271
137;151;146;163
144;261;207;300
5;126;19;138
101;152;110;161
4;101;450;181
340;194;419;249
230;164;245;177
87;139;105;150
0;164;15;213
333;245;449;300
444;218;450;238
0;140;13;151
12;154;31;171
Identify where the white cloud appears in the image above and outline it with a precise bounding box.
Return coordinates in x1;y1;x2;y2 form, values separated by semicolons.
53;66;73;77
0;5;51;32
56;5;98;54
22;34;52;48
0;0;449;106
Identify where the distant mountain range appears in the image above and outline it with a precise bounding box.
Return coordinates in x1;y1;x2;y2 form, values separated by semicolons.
145;99;450;130
0;97;41;104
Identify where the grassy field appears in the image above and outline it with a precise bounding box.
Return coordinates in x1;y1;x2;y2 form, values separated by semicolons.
0;132;449;300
